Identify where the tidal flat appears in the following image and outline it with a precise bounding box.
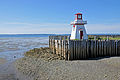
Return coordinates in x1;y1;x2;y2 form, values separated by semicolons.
0;37;48;61
0;37;48;80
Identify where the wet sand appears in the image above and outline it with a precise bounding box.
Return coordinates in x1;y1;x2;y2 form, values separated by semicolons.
0;58;30;80
0;37;48;61
0;58;6;65
0;37;49;80
0;58;17;80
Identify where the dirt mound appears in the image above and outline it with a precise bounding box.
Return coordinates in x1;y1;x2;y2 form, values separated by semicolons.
24;47;65;61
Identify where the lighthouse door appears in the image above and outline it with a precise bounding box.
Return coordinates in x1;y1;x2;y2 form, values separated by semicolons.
80;31;83;39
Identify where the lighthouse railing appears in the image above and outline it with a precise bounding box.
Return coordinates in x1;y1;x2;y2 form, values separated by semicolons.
71;21;87;25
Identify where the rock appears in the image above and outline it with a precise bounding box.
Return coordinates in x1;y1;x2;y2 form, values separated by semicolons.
14;56;16;58
104;74;108;77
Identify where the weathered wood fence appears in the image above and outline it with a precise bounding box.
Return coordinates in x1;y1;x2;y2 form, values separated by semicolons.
49;36;120;60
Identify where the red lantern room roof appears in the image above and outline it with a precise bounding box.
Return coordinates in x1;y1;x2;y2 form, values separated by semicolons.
75;13;82;15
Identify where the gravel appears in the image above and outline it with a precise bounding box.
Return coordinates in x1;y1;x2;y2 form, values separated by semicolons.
15;47;120;80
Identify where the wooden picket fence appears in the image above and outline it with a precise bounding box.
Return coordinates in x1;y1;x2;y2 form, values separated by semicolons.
49;36;120;60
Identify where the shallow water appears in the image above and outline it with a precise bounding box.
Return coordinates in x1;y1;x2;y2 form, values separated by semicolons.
0;37;49;61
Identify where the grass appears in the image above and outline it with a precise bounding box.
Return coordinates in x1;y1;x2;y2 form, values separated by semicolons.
69;37;120;40
88;36;120;40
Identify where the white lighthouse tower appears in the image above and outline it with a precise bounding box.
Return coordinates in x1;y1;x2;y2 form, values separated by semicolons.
70;13;88;40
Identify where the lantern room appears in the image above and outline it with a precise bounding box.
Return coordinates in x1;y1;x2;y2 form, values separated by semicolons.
75;13;82;20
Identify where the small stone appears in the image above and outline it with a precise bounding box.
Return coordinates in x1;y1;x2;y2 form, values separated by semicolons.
14;56;16;58
104;74;108;77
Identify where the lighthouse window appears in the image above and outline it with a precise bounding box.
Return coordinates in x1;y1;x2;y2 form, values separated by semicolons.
78;15;81;19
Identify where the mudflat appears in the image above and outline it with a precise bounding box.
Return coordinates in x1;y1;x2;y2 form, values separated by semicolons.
0;58;17;80
0;58;6;65
0;59;29;80
0;37;49;80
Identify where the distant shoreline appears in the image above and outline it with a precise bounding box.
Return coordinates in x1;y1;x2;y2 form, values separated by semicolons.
0;34;120;38
0;33;120;35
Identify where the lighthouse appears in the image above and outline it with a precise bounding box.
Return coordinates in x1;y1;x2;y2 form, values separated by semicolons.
70;13;88;40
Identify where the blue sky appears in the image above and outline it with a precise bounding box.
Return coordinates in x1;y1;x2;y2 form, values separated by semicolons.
0;0;120;34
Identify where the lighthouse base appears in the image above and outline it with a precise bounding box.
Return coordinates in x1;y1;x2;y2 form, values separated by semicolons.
70;25;88;40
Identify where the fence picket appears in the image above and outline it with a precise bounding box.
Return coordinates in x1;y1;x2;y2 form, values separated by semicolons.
49;36;120;60
117;41;120;56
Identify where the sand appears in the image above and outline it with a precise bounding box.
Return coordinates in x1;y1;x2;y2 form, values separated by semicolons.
15;57;120;80
0;58;30;80
0;58;17;80
0;47;120;80
0;58;6;65
15;47;120;80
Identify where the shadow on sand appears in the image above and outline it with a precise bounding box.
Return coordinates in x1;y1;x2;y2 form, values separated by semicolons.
70;56;120;61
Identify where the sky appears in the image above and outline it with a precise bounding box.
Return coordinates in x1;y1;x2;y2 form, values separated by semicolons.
0;0;120;34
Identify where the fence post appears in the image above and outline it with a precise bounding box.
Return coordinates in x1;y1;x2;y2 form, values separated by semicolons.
94;40;97;58
60;36;62;57
86;40;89;58
51;36;53;51
71;40;74;60
79;40;82;59
94;36;96;41
67;36;70;60
62;36;64;57
116;40;118;55
69;39;72;60
107;36;109;41
49;36;50;48
63;36;66;60
53;36;56;54
117;41;120;56
56;39;59;54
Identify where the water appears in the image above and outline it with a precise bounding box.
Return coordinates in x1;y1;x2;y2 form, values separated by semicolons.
0;34;52;38
0;34;55;61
